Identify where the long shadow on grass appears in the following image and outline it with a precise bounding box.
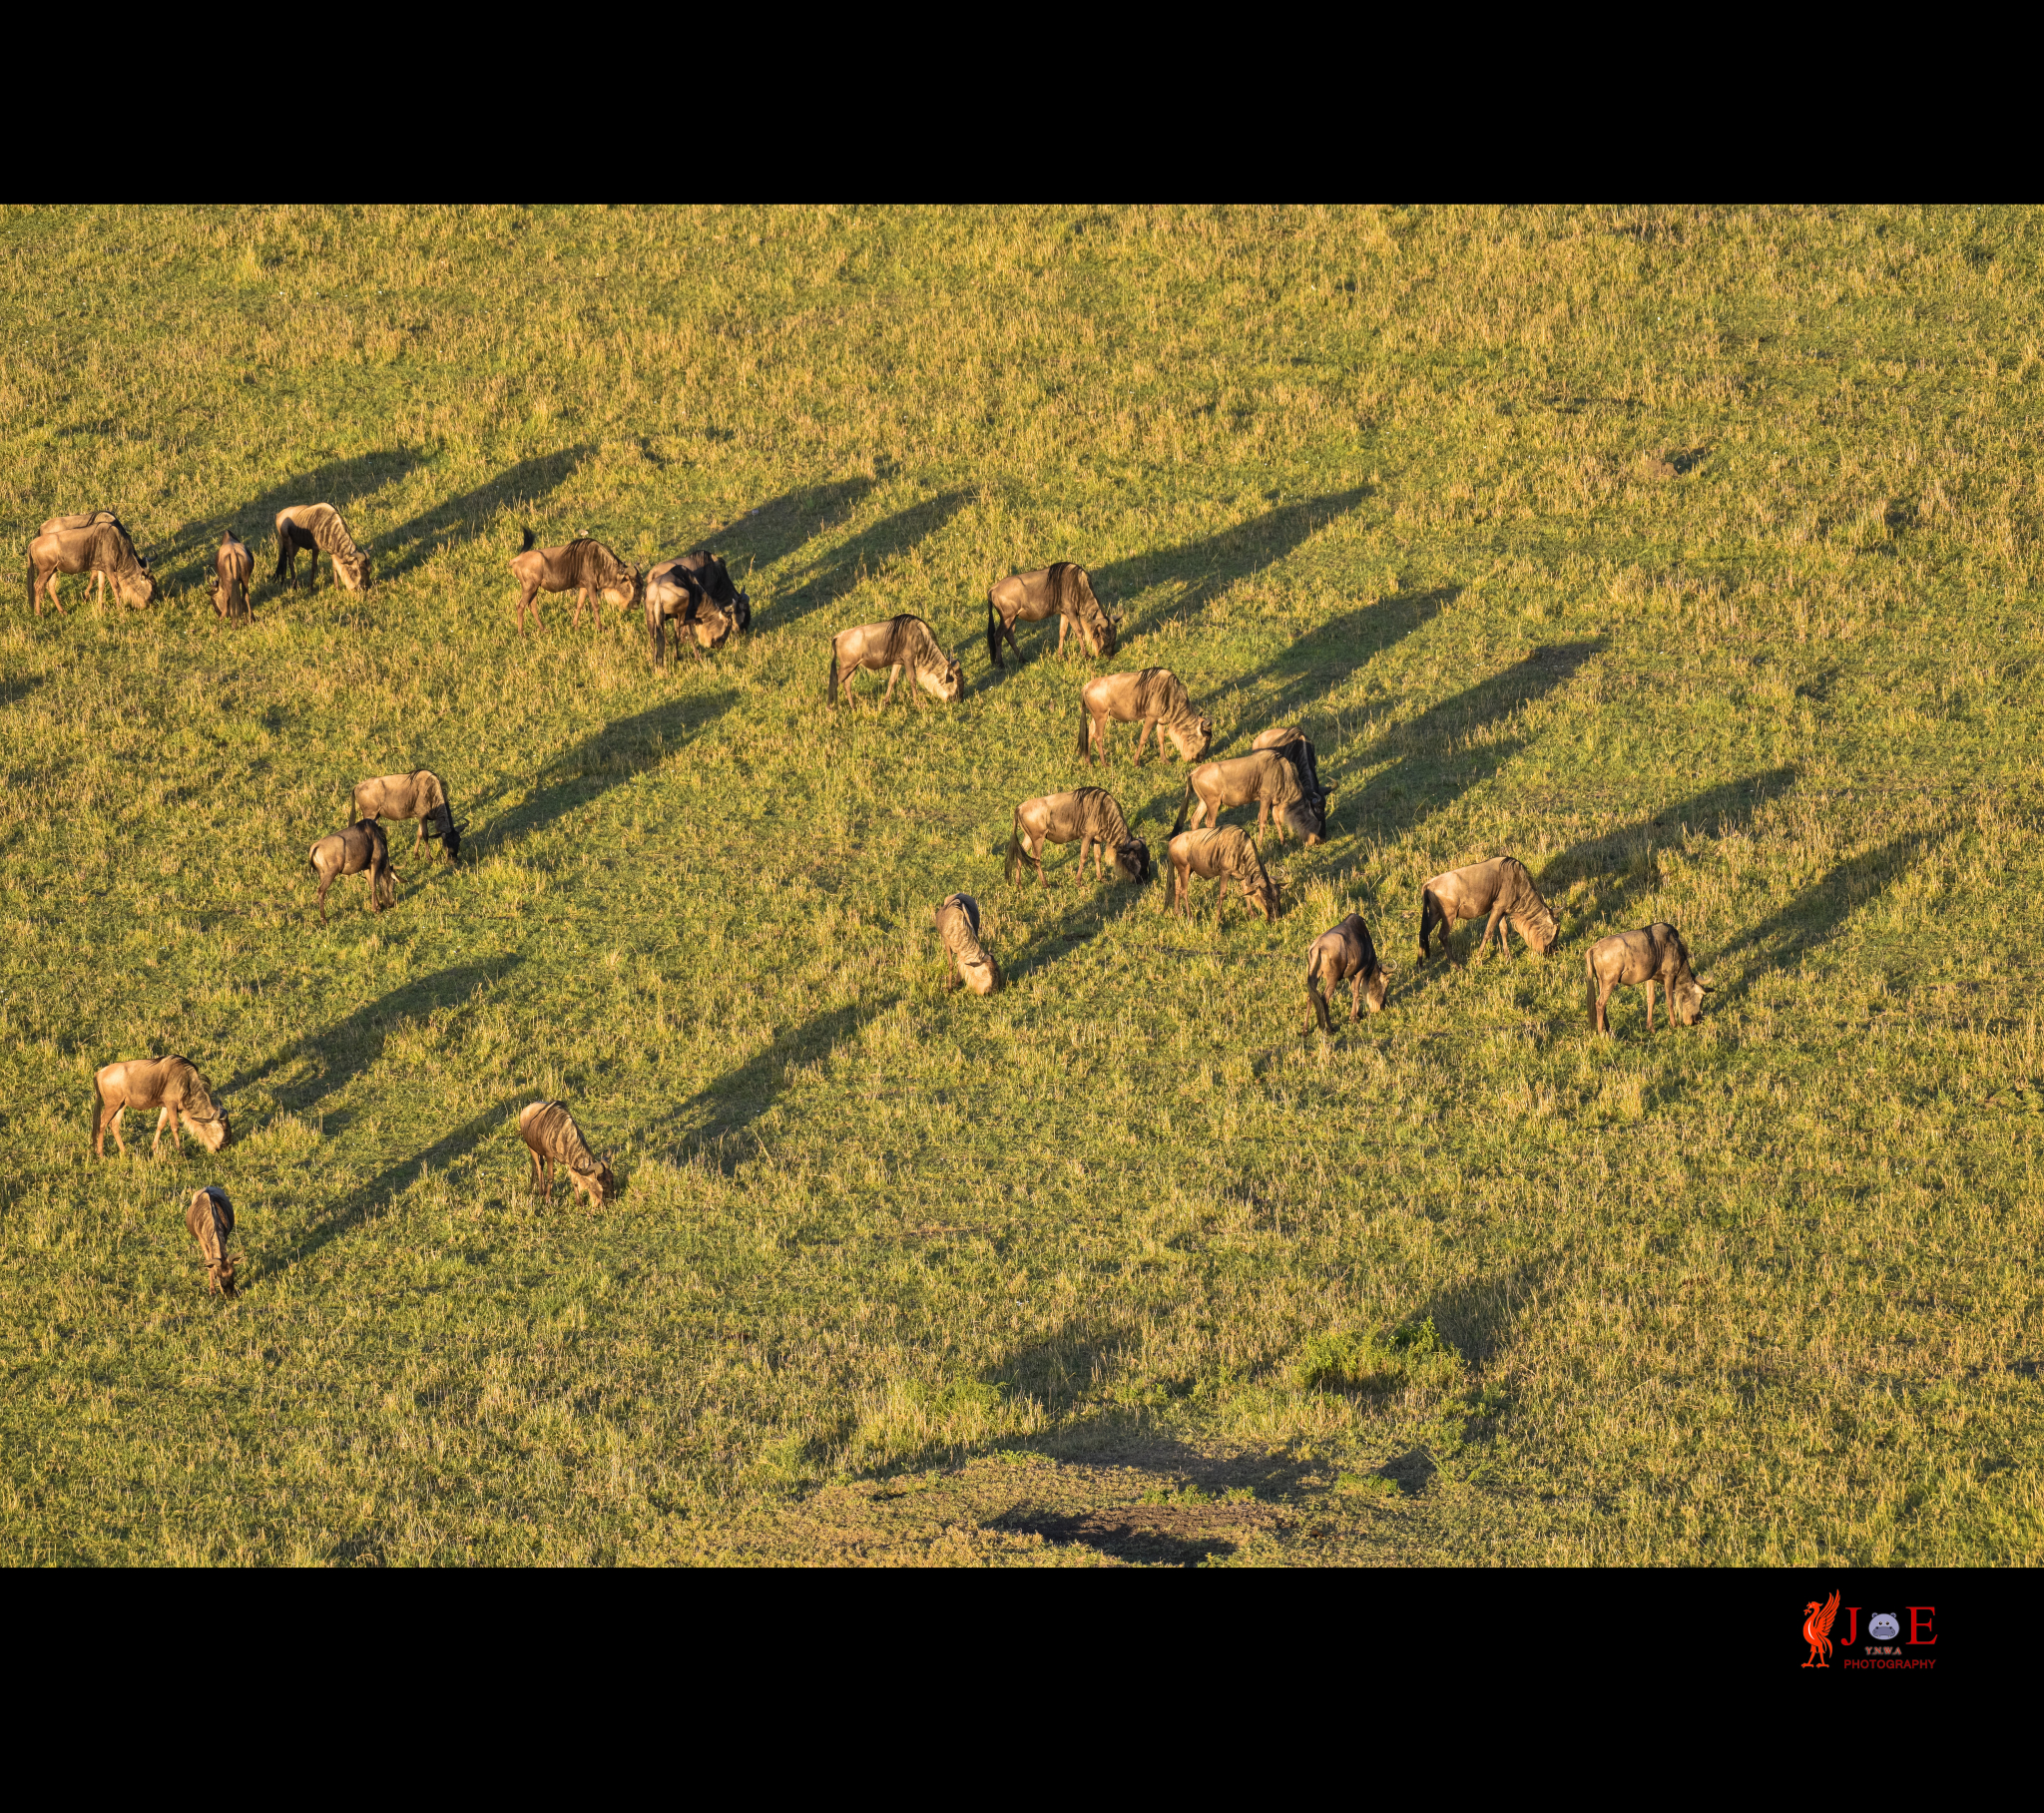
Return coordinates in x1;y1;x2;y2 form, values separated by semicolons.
1542;766;1801;928
744;487;972;637
1347;642;1605;843
376;446;596;580
223;955;523;1113
999;874;1155;985
483;692;737;852
1090;489;1369;642
1713;826;1939;1001
155;450;425;594
282;1093;521;1267
665;998;890;1164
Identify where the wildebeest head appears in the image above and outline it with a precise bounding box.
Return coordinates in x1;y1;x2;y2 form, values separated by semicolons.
1363;962;1395;1014
433;804;463;863
1515;904;1560;955
602;565;645;614
1672;974;1710;1026
1169;715;1215;762
692;603;735;651
187;1187;237;1297
117;562;159;609
919;654;965;702
1114;838;1152;884
185;1097;232;1153
1278;798;1324;847
1247;870;1281;921
334;550;371;594
573;1150;618;1206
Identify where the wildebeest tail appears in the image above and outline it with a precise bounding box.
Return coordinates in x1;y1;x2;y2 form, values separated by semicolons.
825;639;839;706
520;528;537;554
1419;887;1444;959
1584;947;1597;1022
985;593;1002;670
1004;814;1027;884
1074;708;1091;762
23;554;32;615
1171;773;1195;836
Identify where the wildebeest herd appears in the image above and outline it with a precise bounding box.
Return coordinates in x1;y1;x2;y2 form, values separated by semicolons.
30;507;1711;1297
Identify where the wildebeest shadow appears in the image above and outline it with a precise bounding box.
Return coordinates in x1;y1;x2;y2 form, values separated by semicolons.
1092;488;1369;639
283;1093;521;1266
1002;877;1155;983
0;675;40;712
224;956;523;1112
159;450;426;593
485;692;736;851
377;446;596;580
666;998;889;1163
745;487;973;637
1351;641;1605;840
701;475;875;577
1209;587;1461;748
1713;826;1938;999
1543;766;1800;923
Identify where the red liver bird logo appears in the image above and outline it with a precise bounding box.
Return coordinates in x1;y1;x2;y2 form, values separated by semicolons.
1801;1590;1840;1667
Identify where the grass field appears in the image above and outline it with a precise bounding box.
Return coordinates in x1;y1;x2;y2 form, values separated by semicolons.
2;204;2041;1566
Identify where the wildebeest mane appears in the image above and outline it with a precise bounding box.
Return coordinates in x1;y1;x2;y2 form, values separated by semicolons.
1132;668;1194;724
311;507;362;562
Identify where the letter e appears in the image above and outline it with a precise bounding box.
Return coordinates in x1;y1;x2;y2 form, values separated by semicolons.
1907;1606;1936;1644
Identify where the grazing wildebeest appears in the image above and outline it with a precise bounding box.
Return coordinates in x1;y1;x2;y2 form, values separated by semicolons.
828;615;964;707
1417;856;1559;961
644;560;733;669
210;530;255;623
509;529;642;631
351;769;460;861
272;503;370;594
308;820;397;922
36;512;125;604
985;562;1117;670
1005;788;1151;888
1171;748;1324;846
1166;826;1279;924
1251;725;1325;818
1076;669;1213;766
673;549;751;633
935;893;1002;995
27;518;158;617
187;1186;238;1297
1305;914;1393;1030
519;1101;616;1207
1586;923;1710;1036
91;1056;231;1158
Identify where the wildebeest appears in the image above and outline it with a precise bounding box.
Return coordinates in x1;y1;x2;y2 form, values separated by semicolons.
308;820;397;922
273;503;370;593
1076;670;1213;766
27;517;158;617
673;549;751;633
187;1186;238;1297
828;615;964;707
644;559;733;669
209;529;255;623
1005;788;1151;887
91;1056;231;1158
1418;856;1558;961
1586;923;1710;1036
351;769;460;861
36;511;125;605
519;1100;616;1207
935;892;1002;995
1171;748;1324;846
1166;826;1279;924
1251;725;1325;819
985;562;1117;670
1305;914;1392;1030
509;529;642;631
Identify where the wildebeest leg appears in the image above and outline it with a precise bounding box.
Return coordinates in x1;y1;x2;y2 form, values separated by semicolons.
515;581;543;631
881;664;902;707
1644;977;1657;1033
104;1104;127;1157
1350;976;1364;1023
1031;834;1048;889
1132;720;1152;763
316;873;332;924
152;1106;177;1157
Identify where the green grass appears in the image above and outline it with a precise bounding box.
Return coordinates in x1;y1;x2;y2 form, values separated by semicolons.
2;204;2041;1565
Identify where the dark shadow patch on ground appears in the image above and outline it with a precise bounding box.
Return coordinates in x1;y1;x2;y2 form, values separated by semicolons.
1350;641;1605;842
485;691;736;851
999;876;1156;984
1091;488;1369;641
1414;1254;1564;1370
732;483;968;638
1542;766;1800;929
223;956;522;1109
0;675;40;712
1210;588;1460;741
156;450;425;595
1714;827;1939;1000
283;1093;519;1266
667;998;890;1164
377;446;596;579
